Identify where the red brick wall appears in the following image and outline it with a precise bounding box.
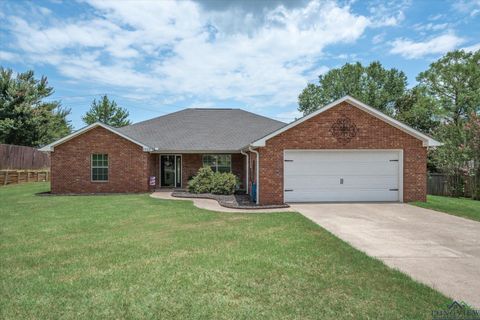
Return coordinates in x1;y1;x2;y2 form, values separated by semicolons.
51;127;151;193
181;153;246;189
148;154;159;189
257;102;427;205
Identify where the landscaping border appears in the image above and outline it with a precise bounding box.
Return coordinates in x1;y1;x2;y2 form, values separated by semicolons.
171;191;290;209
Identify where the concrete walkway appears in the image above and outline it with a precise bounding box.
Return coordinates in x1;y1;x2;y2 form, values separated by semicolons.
291;203;480;307
150;191;293;213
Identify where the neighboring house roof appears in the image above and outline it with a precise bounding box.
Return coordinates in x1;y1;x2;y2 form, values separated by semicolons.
39;122;153;152
116;108;285;152
250;95;442;148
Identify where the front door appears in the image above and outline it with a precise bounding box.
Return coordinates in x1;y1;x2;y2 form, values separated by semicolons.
160;155;182;188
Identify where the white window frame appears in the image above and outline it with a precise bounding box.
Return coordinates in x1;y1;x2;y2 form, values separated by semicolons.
202;154;232;173
91;154;109;182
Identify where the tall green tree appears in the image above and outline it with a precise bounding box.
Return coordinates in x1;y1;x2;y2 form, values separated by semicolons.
298;61;408;116
417;50;480;125
395;86;441;134
0;67;72;147
421;50;480;197
82;95;131;127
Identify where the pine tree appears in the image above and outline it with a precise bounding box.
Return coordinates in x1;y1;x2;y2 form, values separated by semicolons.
82;95;131;127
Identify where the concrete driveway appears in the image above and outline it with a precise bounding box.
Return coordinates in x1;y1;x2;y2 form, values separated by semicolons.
291;203;480;307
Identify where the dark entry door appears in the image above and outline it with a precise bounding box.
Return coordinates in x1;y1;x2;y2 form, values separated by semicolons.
160;155;181;188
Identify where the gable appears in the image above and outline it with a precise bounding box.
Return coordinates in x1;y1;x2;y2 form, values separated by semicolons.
266;101;423;148
250;96;441;148
39;122;152;152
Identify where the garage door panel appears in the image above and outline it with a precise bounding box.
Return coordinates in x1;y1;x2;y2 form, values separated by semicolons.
285;175;398;189
284;150;400;202
285;151;398;162
284;190;399;202
284;162;397;176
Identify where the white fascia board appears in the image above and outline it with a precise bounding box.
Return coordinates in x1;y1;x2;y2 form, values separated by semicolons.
39;122;152;152
150;150;242;154
251;95;442;147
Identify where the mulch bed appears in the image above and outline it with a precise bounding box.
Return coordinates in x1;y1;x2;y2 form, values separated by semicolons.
171;191;289;209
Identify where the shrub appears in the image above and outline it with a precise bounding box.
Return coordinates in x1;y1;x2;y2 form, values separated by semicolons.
188;166;214;193
188;166;238;195
211;172;238;195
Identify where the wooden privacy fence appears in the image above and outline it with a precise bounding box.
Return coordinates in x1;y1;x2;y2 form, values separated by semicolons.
0;144;50;186
427;173;448;196
0;144;50;170
427;173;477;198
0;169;50;185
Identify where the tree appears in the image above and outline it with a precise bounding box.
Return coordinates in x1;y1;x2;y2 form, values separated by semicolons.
430;124;470;196
421;50;480;197
417;50;480;125
395;86;441;134
82;95;131;127
298;61;408;116
0;67;72;147
465;113;480;199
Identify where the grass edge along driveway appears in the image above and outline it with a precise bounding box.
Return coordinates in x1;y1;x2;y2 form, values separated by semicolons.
1;183;450;319
412;195;480;222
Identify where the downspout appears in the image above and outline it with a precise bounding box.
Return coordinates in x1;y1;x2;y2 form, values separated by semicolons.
240;149;249;194
248;146;259;204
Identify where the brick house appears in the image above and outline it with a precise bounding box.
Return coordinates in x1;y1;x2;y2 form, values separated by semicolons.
40;96;441;205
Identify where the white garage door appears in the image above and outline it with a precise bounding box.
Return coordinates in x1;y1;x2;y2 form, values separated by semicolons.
284;150;401;202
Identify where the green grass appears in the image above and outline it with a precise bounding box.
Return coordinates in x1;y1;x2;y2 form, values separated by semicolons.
412;195;480;222
1;183;449;319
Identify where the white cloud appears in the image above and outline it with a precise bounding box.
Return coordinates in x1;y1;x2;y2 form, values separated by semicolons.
453;0;480;17
0;50;19;62
389;32;465;59
372;33;385;44
413;22;450;32
275;110;304;122
5;0;370;108
368;0;408;27
462;43;480;52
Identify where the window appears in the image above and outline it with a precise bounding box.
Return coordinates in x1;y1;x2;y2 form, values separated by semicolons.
91;154;108;181
202;154;231;173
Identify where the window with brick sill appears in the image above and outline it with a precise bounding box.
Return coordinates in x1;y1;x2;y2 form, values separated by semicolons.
91;154;108;181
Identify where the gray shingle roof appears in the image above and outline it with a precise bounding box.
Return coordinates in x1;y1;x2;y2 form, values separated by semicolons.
116;108;286;151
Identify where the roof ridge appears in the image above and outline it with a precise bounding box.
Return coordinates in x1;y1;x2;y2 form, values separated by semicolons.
188;108;236;110
118;108;188;128
235;108;286;125
119;107;286;129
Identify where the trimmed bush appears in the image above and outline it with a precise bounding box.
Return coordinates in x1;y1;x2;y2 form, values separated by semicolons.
188;166;214;193
211;172;238;195
188;166;238;195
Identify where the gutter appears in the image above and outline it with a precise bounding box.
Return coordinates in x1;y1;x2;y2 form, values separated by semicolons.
240;149;249;194
248;146;259;204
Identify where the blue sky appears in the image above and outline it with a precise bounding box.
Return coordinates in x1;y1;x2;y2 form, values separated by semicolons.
1;0;479;129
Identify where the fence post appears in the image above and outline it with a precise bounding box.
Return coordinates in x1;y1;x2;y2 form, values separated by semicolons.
3;171;7;185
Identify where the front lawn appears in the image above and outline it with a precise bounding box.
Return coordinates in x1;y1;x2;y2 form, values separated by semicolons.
412;195;480;222
1;183;449;319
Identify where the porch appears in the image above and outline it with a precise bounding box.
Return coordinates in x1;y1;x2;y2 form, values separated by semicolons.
150;153;247;191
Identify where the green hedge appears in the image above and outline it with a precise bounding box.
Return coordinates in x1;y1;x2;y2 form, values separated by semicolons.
188;166;238;195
